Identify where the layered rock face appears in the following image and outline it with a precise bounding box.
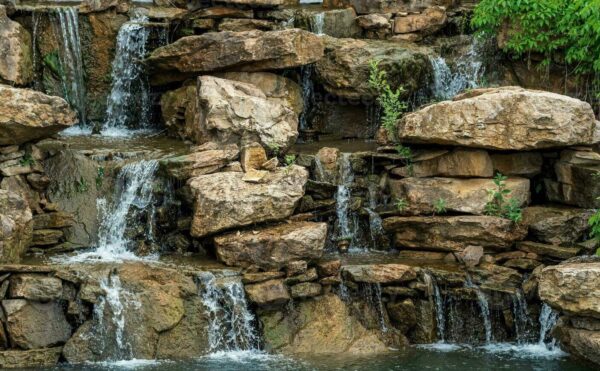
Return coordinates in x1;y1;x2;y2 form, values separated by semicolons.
0;190;33;263
397;87;598;150
0;86;77;146
147;29;324;84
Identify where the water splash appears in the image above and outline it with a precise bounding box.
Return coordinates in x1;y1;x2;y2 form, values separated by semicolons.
538;303;559;345
50;6;87;126
430;37;485;100
197;272;260;353
103;12;151;134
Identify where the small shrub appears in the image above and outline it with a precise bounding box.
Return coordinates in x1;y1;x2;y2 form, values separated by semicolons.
19;153;35;167
284;154;296;167
369;60;407;141
433;198;447;215
95;167;105;189
75;177;89;193
396;144;414;176
484;172;523;223
395;197;409;212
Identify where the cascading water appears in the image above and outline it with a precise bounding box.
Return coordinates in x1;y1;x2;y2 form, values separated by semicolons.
335;153;357;250
50;7;87;126
430;37;485;100
512;290;534;344
298;65;316;132
538;303;559;346
102;12;151;135
310;12;325;35
423;273;447;342
197;272;261;353
465;277;493;344
65;160;159;262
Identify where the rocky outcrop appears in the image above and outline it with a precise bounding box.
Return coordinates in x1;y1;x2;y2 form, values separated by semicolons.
245;279;290;306
194;76;298;150
397;87;598;150
389;177;530;215
391;149;493;178
315;36;432;99
147;29;324;84
0;6;32;86
0;190;32;263
522;206;593;245
393;6;447;35
189;166;308;237
546;149;600;208
159;143;239;180
259;293;389;354
383;215;527;252
341;264;417;284
214;222;327;270
0;86;77;146
0;347;62;368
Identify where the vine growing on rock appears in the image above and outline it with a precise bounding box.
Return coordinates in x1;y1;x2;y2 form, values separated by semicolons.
484;172;522;223
472;0;600;90
368;60;407;140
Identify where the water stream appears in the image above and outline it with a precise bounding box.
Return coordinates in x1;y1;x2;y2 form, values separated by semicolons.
102;12;151;135
310;12;325;35
298;65;316;132
335;153;357;250
50;6;87;126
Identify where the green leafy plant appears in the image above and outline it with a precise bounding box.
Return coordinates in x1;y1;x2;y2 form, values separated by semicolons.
284;154;296;167
433;198;447;215
95;167;105;189
396;144;414;176
472;0;600;90
395;197;409;212
590;207;600;256
369;60;408;140
19;153;35;167
75;177;89;193
267;142;280;156
484;172;522;223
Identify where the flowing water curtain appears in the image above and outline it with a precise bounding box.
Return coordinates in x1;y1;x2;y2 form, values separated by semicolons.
103;12;151;132
50;6;87;126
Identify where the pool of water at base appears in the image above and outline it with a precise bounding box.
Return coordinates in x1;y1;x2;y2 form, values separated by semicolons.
19;346;594;371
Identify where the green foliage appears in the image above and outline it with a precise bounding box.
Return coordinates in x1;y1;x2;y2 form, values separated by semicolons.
472;0;600;79
284;154;296;167
267;143;280;156
95;167;105;189
590;171;600;255
43;50;63;78
396;144;414;176
395;197;409;212
369;60;407;140
484;172;523;223
433;198;447;215
19;153;35;167
75;177;89;193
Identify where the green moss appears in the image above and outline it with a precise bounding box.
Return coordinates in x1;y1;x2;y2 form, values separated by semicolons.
43;50;64;79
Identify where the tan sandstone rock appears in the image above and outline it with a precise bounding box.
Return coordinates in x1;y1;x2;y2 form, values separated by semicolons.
0;190;32;264
522;206;594;245
397;87;597;150
392;148;493;178
0;6;32;86
159;143;239;180
214;222;327;270
393;6;447;35
341;264;417;284
245;279;290;306
189;166;308;237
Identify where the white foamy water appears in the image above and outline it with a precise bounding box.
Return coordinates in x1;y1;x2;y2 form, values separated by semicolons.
479;342;567;359
93;359;164;369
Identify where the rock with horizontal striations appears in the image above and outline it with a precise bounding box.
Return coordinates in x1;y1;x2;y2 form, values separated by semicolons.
341;264;417;284
392;148;493;178
383;215;527;252
389;177;530;215
32;212;75;230
245;279;290;306
8;274;62;301
521;206;594;245
0;6;32;86
147;29;324;84
2;300;71;349
0;347;62;368
539;262;600;318
546;149;600;208
491;152;543;177
241;142;267;171
393;6;447;35
0;85;77;145
0;190;32;264
214;222;326;270
397;87;598;150
189;166;307;237
159;143;239;180
194;76;298;151
517;241;580;260
357;14;391;30
290;282;322;299
553;325;600;366
315;36;432;99
216;0;284;6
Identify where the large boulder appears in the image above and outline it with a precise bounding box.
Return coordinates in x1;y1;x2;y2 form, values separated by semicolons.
315;36;432;99
383;215;527;252
2;300;71;349
159;143;239;180
259;293;389;354
391;149;493;178
341;264;417;284
189;165;308;237
393;6;447;35
389;177;530;215
0;6;32;86
175;76;298;151
0;347;62;368
397;87;598;150
0;190;33;263
546;149;600;208
539;263;600;318
147;29;324;84
245;279;290;306
0;86;77;145
214;222;327;270
522;206;594;245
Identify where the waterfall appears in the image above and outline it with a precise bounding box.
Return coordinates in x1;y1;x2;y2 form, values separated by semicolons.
512;290;533;344
465;277;493;344
50;7;87;126
430;37;485;100
103;12;151;135
298;65;315;132
310;12;325;35
538;303;559;345
424;273;447;342
336;153;356;250
197;272;260;353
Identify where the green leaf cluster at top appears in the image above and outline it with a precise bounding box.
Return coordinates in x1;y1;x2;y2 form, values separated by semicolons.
368;60;408;140
484;172;523;223
472;0;600;79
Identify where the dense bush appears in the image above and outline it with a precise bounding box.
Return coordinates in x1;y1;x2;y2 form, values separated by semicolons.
472;0;600;77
